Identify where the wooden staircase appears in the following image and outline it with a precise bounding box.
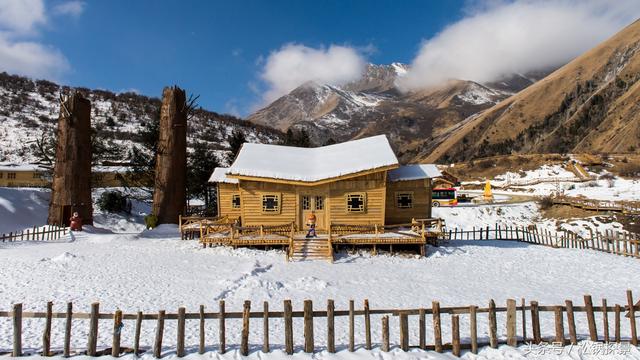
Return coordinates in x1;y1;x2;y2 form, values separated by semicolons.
290;235;333;262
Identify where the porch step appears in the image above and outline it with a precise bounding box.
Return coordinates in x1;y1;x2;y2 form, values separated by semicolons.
290;238;333;261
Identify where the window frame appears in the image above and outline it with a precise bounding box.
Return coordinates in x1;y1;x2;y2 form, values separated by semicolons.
261;193;281;214
345;192;366;213
395;191;414;209
315;196;324;211
7;172;16;180
301;195;311;210
231;194;241;209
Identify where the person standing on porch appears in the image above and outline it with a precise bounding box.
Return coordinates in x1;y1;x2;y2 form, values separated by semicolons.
306;210;317;238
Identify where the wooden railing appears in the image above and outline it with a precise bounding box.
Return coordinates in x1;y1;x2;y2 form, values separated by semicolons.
551;195;640;215
179;215;229;239
1;224;67;243
2;290;639;357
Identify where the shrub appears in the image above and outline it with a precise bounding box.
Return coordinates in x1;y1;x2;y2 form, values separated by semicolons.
618;163;640;177
599;173;615;180
538;196;554;210
476;159;493;169
97;191;129;213
144;214;158;229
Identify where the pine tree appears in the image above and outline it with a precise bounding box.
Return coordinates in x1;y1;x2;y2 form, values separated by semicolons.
124;111;160;191
227;129;246;164
187;141;220;202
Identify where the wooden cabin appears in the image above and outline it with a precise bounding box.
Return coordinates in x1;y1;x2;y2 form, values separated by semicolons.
209;135;441;230
0;163;133;188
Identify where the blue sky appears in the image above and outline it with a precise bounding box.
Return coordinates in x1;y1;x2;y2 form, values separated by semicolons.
1;0;638;116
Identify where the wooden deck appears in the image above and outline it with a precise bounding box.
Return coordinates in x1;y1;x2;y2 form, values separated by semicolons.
196;218;447;261
551;195;640;215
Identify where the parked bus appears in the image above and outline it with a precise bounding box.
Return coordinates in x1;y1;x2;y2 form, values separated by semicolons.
432;188;458;207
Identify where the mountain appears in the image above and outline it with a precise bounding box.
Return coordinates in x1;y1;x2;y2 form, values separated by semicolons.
420;20;640;163
0;73;283;165
247;63;547;160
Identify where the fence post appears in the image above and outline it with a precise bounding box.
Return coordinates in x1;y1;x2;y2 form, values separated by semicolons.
43;301;53;356
64;302;72;357
12;303;22;357
521;298;527;342
134;311;142;356
615;304;621;342
381;315;390;352
584;295;598;341
452;315;460;357
364;299;371;350
112;309;123;357
87;302;99;356
418;308;425;350
489;300;498;348
565;300;577;345
349;300;355;351
284;300;293;355
627;290;638;346
153;310;165;358
506;299;517;346
602;299;609;343
399;312;408;351
177;307;186;357
303;300;314;353
530;301;541;344
241;301;251;356
554;306;565;345
327;299;335;353
263;301;269;353
432;301;442;352
199;305;205;354
470;305;478;354
219;300;226;354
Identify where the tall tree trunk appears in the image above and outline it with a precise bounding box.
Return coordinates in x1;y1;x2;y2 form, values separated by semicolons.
48;92;93;226
152;86;187;224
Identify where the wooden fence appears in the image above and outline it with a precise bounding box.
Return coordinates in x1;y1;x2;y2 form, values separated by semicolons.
552;195;640;215
1;224;67;243
445;223;640;259
1;290;639;357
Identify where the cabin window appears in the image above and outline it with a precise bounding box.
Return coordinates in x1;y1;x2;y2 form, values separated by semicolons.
232;194;241;209
262;194;280;213
302;196;311;210
0;173;3;179
33;172;40;179
396;192;413;209
7;172;16;179
315;196;324;210
346;193;365;212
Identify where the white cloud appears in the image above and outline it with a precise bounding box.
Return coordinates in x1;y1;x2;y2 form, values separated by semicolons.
259;43;367;103
397;0;640;91
0;0;46;35
0;0;81;80
52;0;85;18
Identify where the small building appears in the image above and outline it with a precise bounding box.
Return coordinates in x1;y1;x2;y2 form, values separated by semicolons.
209;135;441;230
0;163;133;188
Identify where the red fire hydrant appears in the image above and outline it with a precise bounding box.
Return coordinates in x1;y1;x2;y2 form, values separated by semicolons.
70;212;83;231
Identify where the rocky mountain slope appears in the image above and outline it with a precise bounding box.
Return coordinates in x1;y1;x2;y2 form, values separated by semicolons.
421;20;640;163
247;63;547;159
0;73;283;165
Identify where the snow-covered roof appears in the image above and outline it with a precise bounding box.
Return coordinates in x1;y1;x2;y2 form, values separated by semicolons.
0;163;46;172
228;135;399;183
208;167;239;184
387;164;442;182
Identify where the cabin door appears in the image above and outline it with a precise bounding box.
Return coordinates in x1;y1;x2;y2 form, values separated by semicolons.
300;194;326;231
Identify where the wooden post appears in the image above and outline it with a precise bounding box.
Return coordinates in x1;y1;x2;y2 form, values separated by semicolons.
381;316;390;352
364;299;372;350
64;302;72;358
12;303;22;357
87;302;99;356
263;301;269;353
615;304;621;342
327;299;335;353
349;300;355;351
303;300;314;353
418;308;426;350
627;290;638;345
399;312;409;351
241;301;251;356
112;309;123;357
452;315;460;357
554;306;565;345
153;310;165;358
134;311;142;356
470;305;478;354
521;298;527;342
177;307;186;357
284;300;293;355
530;301;541;344
43;301;53;356
219;300;226;354
506;299;517;347
565;300;577;345
432;301;443;352
602;299;609;343
199;305;205;354
584;295;598;341
489;300;498;348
